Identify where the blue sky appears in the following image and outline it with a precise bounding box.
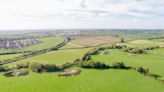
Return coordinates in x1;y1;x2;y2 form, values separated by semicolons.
0;0;164;29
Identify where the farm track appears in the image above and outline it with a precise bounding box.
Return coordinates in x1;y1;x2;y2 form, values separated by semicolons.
0;38;70;65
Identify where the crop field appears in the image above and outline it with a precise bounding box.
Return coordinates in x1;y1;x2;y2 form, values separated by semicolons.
71;36;121;47
115;33;163;39
116;39;164;48
127;40;164;47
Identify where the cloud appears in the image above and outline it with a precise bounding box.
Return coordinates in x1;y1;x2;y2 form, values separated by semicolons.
0;0;164;29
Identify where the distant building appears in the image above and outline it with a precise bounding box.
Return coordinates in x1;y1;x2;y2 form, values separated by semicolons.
0;39;41;49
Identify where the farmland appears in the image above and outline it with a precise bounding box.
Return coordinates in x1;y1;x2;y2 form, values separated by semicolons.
91;48;164;76
7;48;91;67
0;69;164;92
0;30;164;92
70;36;121;47
0;54;21;61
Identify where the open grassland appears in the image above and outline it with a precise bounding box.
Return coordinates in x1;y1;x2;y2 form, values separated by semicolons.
0;54;21;61
71;36;120;47
0;68;164;92
0;36;64;53
91;48;164;76
7;48;91;67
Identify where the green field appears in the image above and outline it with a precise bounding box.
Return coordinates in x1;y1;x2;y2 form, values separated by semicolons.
91;48;164;76
1;34;164;92
0;68;164;92
0;36;64;53
7;48;91;67
5;40;92;67
0;54;21;61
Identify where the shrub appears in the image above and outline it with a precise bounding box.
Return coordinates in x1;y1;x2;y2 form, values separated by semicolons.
148;73;161;79
111;62;126;69
144;46;160;50
113;45;125;49
81;53;91;61
28;62;43;73
16;63;29;69
73;59;81;65
60;62;73;69
0;65;8;72
42;64;60;72
79;61;109;69
120;38;125;43
137;67;149;75
28;62;61;73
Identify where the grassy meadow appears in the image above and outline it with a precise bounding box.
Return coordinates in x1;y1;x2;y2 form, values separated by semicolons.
7;48;91;67
91;48;164;76
0;34;164;92
0;54;22;61
0;68;164;92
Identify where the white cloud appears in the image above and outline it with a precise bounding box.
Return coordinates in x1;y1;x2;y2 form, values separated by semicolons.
0;0;164;29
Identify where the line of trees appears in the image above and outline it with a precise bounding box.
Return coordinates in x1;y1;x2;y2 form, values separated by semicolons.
113;45;162;54
15;62;73;73
1;60;164;84
131;66;162;80
113;45;146;54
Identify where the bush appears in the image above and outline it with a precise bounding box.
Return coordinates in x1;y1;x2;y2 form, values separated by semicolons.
60;62;73;69
113;45;126;49
28;62;61;73
0;65;8;72
28;62;43;73
73;59;81;65
42;64;60;72
137;67;149;75
81;53;91;61
16;63;29;69
144;46;160;50
148;73;161;79
111;62;126;69
79;61;109;69
133;48;146;54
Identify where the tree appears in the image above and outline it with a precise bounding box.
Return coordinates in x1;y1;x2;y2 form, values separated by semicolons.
120;38;125;43
137;67;149;75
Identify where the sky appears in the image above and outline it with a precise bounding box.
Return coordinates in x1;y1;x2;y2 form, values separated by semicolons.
0;0;164;29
